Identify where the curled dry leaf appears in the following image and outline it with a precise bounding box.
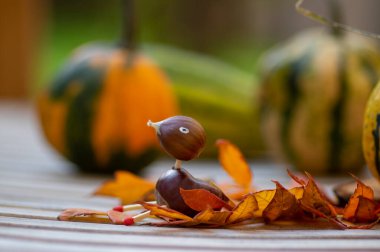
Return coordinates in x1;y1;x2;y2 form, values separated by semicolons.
179;188;234;211
252;189;276;217
216;139;252;189
293;172;337;217
227;194;258;224
262;181;299;223
343;177;377;223
94;171;155;205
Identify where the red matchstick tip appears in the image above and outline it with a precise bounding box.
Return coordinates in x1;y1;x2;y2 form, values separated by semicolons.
113;206;124;212
123;217;135;226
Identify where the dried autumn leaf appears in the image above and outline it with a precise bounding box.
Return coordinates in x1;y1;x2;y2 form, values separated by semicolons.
58;208;110;223
216;139;252;189
253;189;276;217
299;173;337;217
263;181;299;222
289;186;304;200
227;194;258;224
193;208;232;225
94;171;155;205
138;201;193;221
354;196;378;222
300;204;346;230
287;169;306;186
343;177;374;222
179;188;233;212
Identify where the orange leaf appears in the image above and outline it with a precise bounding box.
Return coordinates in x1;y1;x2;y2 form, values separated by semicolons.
262;181;299;222
94;171;155;205
354;197;378;223
300;172;337;217
58;208;110;223
289;186;304;200
343;176;376;222
216;139;252;189
138;201;193;221
193;208;232;225
180;188;233;212
227;194;258;223
253;189;276;217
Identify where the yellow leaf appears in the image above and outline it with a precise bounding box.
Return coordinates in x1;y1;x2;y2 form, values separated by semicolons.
194;208;232;225
216;139;252;189
289;186;304;200
227;194;258;223
94;171;155;205
253;189;276;217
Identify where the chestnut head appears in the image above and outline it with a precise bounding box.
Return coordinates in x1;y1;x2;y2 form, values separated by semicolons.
147;116;206;161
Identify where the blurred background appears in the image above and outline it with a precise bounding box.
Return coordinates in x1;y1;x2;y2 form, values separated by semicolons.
2;0;380;98
1;0;380;176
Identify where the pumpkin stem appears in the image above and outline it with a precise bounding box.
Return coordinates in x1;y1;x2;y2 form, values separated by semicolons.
328;0;342;37
119;0;137;52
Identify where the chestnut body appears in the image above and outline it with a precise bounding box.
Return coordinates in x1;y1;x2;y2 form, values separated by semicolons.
155;167;229;216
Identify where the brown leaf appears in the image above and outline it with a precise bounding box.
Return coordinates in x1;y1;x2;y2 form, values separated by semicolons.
287;169;306;186
58;208;110;223
227;194;258;223
94;171;155;205
138;201;193;221
180;188;233;212
300;204;347;230
300;172;337;217
216;139;252;189
253;189;276;217
262;181;299;222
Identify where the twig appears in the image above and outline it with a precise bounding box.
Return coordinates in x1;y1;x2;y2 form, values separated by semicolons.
295;0;380;40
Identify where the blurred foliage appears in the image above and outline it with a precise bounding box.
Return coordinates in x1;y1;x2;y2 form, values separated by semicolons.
37;0;272;89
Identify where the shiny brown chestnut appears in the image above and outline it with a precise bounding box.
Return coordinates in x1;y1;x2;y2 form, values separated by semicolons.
147;116;206;161
155;167;230;217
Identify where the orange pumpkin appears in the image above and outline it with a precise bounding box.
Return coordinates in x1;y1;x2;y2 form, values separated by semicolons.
37;43;178;173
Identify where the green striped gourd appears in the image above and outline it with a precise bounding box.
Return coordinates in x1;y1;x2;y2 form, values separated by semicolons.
259;28;380;174
363;80;380;181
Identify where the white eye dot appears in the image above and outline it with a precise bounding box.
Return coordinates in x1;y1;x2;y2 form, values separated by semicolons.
179;127;190;134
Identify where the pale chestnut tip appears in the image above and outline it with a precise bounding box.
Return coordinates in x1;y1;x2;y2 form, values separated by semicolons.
147;120;161;135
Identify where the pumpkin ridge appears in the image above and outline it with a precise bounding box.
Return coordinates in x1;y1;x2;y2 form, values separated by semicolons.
282;52;312;165
371;114;380;175
328;50;347;173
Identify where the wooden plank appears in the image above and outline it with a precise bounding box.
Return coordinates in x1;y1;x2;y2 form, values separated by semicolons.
0;224;379;251
0;216;379;240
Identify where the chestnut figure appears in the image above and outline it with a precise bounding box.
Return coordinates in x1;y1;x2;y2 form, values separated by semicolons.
155;167;230;217
147;116;206;161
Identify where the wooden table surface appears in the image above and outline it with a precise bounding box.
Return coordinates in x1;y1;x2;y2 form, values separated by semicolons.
0;102;379;252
